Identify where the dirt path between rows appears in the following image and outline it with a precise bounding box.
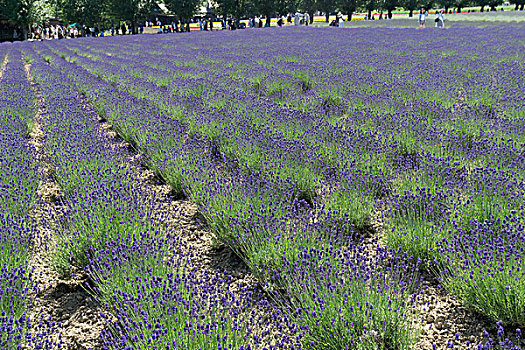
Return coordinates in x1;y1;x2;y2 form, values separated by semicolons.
81;89;259;296
44;45;493;349
74;90;286;343
24;59;105;350
371;207;490;349
24;45;286;348
0;54;8;78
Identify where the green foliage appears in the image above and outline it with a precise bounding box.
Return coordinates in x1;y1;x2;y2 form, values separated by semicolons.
399;0;421;15
0;0;38;26
56;0;105;26
90;249;255;350
105;0;156;25
440;250;525;327
338;0;361;18
163;0;202;21
215;0;254;18
284;248;420;350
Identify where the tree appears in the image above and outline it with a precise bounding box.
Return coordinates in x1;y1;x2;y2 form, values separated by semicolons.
0;0;46;38
274;0;300;16
338;0;360;20
255;0;274;24
299;0;316;23
106;0;156;33
475;0;489;11
486;0;501;10
420;0;433;9
437;0;455;12
252;0;299;24
317;0;336;21
58;0;104;25
164;0;202;22
363;0;377;18
400;0;420;16
378;0;397;18
216;0;243;18
0;0;30;25
454;0;471;13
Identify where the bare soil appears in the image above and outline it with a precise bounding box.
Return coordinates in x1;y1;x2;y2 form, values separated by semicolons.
25;61;105;350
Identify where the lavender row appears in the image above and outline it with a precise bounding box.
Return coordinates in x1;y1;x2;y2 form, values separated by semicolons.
49;31;525;238
55;28;525;340
28;37;430;348
0;50;43;348
48;32;525;228
44;39;387;231
23;46;289;350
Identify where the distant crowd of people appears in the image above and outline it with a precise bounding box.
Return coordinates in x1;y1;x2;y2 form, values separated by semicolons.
28;22;138;41
153;13;314;34
16;5;520;42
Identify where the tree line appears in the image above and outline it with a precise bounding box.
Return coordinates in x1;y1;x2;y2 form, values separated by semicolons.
1;0;523;33
1;0;203;33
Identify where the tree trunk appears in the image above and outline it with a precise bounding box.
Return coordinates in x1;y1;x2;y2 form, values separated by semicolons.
348;12;353;20
480;5;484;12
325;13;330;22
367;9;372;18
309;12;315;23
457;7;462;13
388;9;393;18
409;9;413;17
520;3;524;10
490;5;496;10
445;6;449;12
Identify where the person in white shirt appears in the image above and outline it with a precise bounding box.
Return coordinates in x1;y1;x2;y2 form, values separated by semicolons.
338;12;345;27
418;8;426;29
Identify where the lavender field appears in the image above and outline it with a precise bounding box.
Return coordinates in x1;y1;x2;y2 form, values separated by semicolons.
1;25;525;350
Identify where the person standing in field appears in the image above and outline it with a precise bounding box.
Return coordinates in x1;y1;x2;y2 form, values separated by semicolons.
418;8;426;28
305;13;310;26
338;12;345;27
436;9;445;28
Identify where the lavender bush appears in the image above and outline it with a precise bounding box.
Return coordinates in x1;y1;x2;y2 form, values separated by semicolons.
6;24;524;349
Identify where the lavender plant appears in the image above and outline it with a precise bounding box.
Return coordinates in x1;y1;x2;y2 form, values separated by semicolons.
13;24;525;348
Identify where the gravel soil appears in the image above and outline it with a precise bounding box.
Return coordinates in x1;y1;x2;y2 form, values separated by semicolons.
413;281;491;349
373;204;491;349
79;84;299;345
0;55;8;76
25;61;105;350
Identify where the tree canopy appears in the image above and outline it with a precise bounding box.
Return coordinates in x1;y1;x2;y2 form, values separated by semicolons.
0;0;513;30
164;0;202;20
